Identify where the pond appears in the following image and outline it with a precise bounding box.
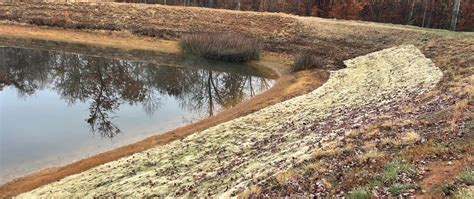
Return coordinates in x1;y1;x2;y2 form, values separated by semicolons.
0;46;275;184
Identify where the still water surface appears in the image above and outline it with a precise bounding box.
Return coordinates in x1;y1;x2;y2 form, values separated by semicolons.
0;47;274;183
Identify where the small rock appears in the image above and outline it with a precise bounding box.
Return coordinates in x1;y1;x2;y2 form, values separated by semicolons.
447;161;453;165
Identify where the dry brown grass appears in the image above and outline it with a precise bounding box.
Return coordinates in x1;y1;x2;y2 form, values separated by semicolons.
179;33;262;62
292;50;325;71
380;131;421;147
361;124;380;139
240;185;262;199
275;170;298;185
313;143;353;159
401;131;421;145
302;162;326;173
400;141;448;162
449;99;469;132
357;149;384;163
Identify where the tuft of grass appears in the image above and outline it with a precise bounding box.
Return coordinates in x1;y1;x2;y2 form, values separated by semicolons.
275;170;297;185
457;169;474;185
313;144;353;159
179;33;262;63
401;131;421;145
449;99;469;132
454;188;474;199
292;50;324;71
240;185;262;199
440;182;458;196
368;177;383;187
400;142;447;162
357;149;383;163
302;162;324;172
388;183;416;196
346;187;371;199
381;161;415;183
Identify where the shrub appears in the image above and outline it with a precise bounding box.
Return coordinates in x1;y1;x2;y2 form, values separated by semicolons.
179;33;262;63
346;187;371;199
292;51;324;71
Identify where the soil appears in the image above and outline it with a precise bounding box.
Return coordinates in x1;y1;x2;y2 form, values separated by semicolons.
419;156;474;198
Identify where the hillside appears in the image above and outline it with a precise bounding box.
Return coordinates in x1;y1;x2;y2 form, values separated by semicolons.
0;2;456;68
116;0;474;31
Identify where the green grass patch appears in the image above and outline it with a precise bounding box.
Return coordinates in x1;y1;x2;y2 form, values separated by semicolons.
454;188;474;199
457;168;474;185
439;182;458;196
346;187;371;199
388;183;417;196
179;33;262;63
381;161;415;183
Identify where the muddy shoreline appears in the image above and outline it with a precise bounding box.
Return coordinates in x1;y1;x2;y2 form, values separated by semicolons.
0;23;328;197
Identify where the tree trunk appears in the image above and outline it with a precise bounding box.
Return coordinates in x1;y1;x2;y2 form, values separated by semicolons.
450;0;461;31
236;0;241;10
407;0;416;25
422;0;428;27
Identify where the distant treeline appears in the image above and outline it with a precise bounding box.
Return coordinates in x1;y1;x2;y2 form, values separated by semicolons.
114;0;474;31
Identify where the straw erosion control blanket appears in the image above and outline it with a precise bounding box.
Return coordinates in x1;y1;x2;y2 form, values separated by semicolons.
19;45;443;197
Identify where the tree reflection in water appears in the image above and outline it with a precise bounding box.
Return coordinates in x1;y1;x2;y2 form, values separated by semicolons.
0;47;272;138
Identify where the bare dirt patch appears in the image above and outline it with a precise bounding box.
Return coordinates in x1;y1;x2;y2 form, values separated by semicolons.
419;156;474;198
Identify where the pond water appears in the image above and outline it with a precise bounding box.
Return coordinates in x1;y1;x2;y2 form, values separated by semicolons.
0;47;275;184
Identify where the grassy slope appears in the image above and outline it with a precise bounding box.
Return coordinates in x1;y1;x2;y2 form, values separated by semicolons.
260;17;473;198
0;2;473;197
